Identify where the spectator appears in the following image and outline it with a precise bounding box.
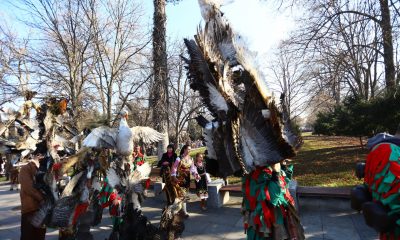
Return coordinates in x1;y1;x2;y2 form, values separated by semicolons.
194;153;209;210
157;144;177;183
9;155;20;191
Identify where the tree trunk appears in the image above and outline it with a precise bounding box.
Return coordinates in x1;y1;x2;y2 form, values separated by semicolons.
379;0;396;91
107;84;113;127
152;0;169;159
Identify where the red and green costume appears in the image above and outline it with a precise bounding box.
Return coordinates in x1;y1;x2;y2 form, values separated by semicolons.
132;149;145;171
365;142;400;239
242;165;304;239
98;178;122;229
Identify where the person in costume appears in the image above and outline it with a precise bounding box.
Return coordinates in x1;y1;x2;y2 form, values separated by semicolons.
194;153;209;211
242;160;303;240
99;178;123;232
363;124;400;240
132;145;152;198
132;145;145;170
171;144;200;218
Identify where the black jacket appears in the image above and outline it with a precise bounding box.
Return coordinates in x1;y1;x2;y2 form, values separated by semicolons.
157;152;177;168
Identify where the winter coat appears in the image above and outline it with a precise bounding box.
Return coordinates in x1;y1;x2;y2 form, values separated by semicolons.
157;152;177;168
19;160;43;214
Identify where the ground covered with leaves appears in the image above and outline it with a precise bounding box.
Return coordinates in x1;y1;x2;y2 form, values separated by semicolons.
293;134;367;187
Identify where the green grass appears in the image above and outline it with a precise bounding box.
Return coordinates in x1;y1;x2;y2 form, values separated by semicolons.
293;135;367;187
0;176;6;182
224;134;367;187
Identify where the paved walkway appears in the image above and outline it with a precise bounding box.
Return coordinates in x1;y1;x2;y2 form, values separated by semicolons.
0;181;379;240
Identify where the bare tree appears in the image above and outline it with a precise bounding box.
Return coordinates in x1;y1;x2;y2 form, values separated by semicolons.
88;0;152;125
268;44;315;120
16;0;97;126
290;0;399;94
0;23;32;106
167;43;202;146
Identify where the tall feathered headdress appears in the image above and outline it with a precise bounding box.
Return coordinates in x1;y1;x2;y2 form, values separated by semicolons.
183;0;302;176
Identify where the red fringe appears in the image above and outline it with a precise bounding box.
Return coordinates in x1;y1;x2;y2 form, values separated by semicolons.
72;202;89;225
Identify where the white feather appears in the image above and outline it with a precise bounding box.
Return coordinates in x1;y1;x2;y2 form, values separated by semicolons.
203;124;217;160
62;172;84;197
127;162;151;186
54;134;68;149
233;36;272;102
106;168;120;189
91;177;102;191
261;109;271;119
86;165;94;179
136;162;151;179
15;129;39;157
130;126;164;144
116;118;133;156
240;119;282;168
69;133;82;144
207;83;229;112
198;0;223;20
83;126;117;149
20;149;31;159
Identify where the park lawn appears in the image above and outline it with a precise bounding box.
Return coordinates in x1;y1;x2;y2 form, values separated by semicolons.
293;134;367;187
222;134;368;187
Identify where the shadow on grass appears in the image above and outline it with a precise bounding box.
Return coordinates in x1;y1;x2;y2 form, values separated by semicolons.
293;138;368;187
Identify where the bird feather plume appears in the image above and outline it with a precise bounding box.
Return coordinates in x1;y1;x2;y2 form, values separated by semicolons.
183;0;302;173
130;126;164;144
106;167;121;189
83;127;117;149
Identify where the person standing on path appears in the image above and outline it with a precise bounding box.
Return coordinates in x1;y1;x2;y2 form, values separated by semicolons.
171;144;200;218
18;154;46;240
194;153;209;211
157;144;178;204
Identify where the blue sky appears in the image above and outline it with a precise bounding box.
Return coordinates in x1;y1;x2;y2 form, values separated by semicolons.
0;0;297;58
158;0;297;57
0;0;299;109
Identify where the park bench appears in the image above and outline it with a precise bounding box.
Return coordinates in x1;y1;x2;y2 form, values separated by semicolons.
296;186;351;198
205;180;352;209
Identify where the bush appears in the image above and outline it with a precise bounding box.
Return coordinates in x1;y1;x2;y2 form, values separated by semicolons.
313;93;400;137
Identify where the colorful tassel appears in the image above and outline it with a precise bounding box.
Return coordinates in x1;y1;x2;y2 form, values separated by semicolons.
242;165;296;239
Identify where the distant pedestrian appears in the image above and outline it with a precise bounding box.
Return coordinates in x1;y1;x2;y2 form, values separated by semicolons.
9;155;20;191
0;156;4;175
19;154;46;240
